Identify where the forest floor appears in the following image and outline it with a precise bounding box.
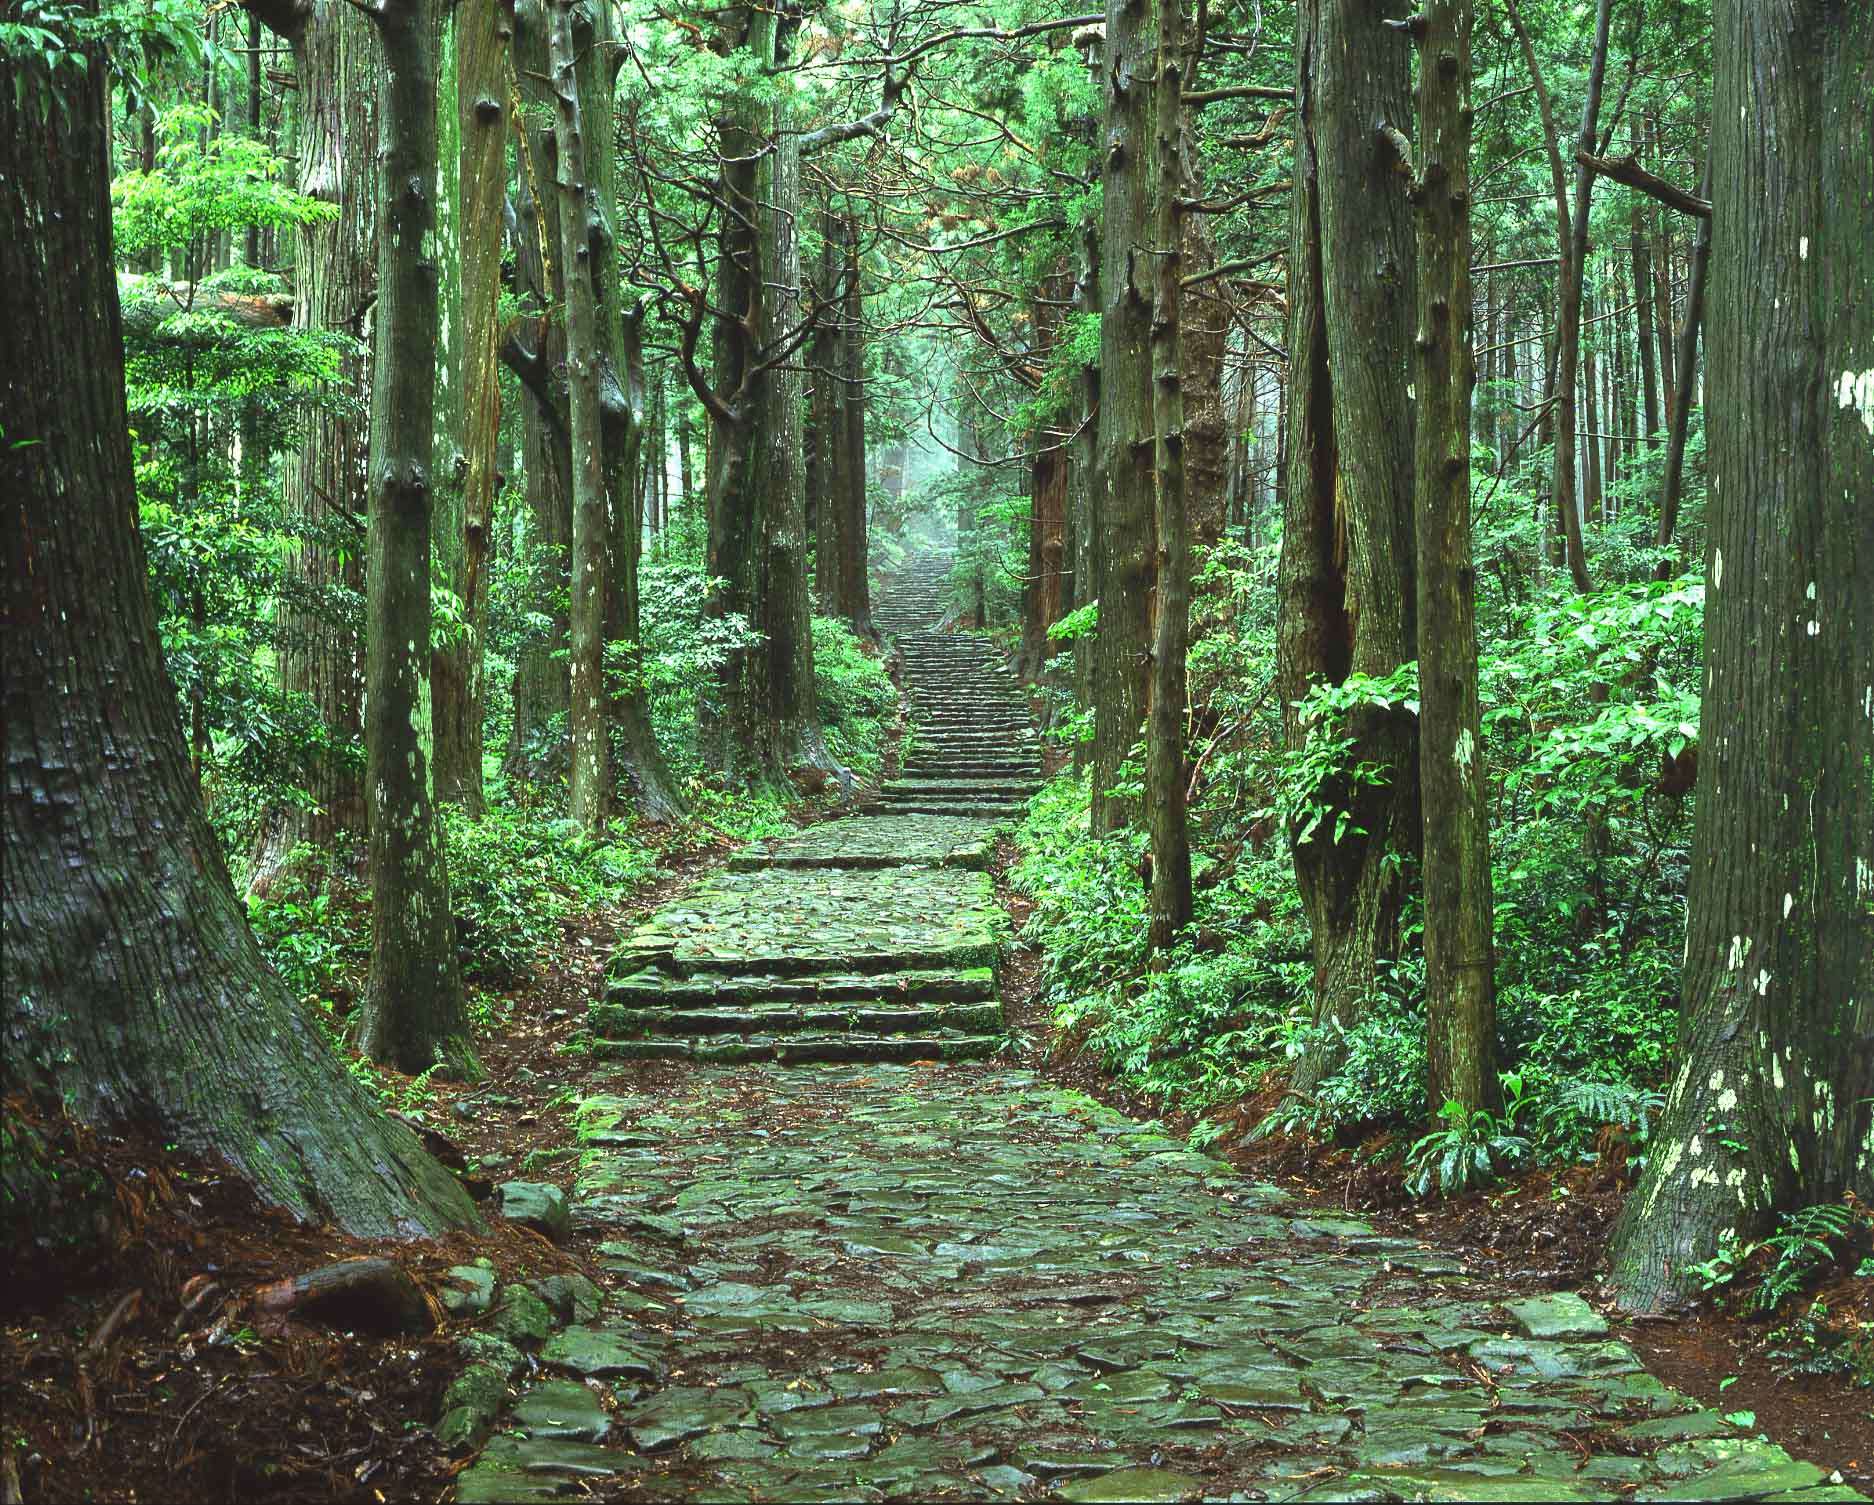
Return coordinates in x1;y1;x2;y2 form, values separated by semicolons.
5;828;1869;1503
5;627;1869;1503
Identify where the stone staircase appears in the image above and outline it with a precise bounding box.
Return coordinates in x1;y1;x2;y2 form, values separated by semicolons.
870;562;1042;822
591;556;1030;1065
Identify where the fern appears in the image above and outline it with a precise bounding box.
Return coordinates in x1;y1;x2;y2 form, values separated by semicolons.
1549;1076;1666;1135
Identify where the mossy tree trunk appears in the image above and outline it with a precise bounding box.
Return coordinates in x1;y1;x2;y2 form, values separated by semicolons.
1144;0;1192;950
1609;3;1873;1313
689;3;834;787
547;0;613;832
244;0;378;897
1274;0;1419;1102
1402;0;1497;1116
1090;0;1156;836
1;32;479;1237
447;0;510;805
355;0;480;1079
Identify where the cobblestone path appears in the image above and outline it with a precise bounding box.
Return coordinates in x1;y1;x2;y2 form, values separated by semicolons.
450;561;1855;1504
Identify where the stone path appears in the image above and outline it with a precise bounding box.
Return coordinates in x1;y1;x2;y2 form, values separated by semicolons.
448;560;1858;1503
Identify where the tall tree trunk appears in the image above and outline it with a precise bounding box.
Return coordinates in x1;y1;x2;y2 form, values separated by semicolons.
1654;156;1713;579
696;4;833;785
1091;0;1157;834
1179;166;1228;548
1;31;478;1236
1404;0;1496;1116
1145;0;1191;950
833;217;875;641
581;5;682;822
1632;145;1661;455
549;0;612;831
1582;278;1603;524
245;0;377;897
356;0;479;1079
1610;4;1873;1312
447;0;508;811
429;3;476;811
1022;270;1070;681
1274;0;1419;1101
1070;31;1102;731
502;0;571;782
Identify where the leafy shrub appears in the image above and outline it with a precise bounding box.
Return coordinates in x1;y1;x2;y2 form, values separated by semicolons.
442;806;658;984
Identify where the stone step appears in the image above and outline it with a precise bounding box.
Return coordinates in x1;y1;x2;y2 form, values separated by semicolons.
866;802;1026;818
604;963;997;1006
592;1030;1003;1065
608;865;1002;978
593;999;1003;1037
890;783;1036;799
727;813;991;872
902;763;1040;778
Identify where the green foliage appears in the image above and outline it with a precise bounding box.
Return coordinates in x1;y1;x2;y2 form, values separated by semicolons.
1404;1083;1533;1199
2;0;205;116
1691;1203;1868;1316
441;807;659;985
813;617;896;779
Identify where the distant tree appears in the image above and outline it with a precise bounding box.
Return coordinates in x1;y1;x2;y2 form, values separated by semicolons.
1;21;478;1235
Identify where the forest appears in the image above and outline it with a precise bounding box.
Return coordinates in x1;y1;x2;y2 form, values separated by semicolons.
1;0;1870;1499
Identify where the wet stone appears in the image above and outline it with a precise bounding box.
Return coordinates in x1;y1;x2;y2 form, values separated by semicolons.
511;1378;610;1442
440;1264;497;1318
539;1325;659;1380
1060;1466;1202;1503
1506;1291;1611;1341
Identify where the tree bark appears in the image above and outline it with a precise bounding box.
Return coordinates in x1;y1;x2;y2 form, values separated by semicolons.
1274;0;1419;1100
1145;0;1192;950
1;33;479;1236
696;4;834;786
1404;0;1496;1116
433;0;508;815
550;0;612;832
244;0;377;897
1609;2;1873;1313
1654;155;1713;579
1091;0;1157;835
356;0;479;1079
1508;0;1606;593
580;0;682;822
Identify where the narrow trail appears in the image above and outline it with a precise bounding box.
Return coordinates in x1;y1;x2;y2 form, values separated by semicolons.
452;560;1847;1504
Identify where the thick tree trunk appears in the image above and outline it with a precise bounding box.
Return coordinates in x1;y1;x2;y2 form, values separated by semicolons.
1;35;478;1237
1091;0;1157;835
1274;0;1420;1100
1145;0;1191;950
245;0;377;896
700;5;833;785
356;0;479;1079
1609;3;1873;1312
1406;0;1496;1116
429;6;475;812
433;0;505;816
1022;272;1070;681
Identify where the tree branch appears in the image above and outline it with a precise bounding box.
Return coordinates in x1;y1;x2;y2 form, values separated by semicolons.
1576;151;1711;218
